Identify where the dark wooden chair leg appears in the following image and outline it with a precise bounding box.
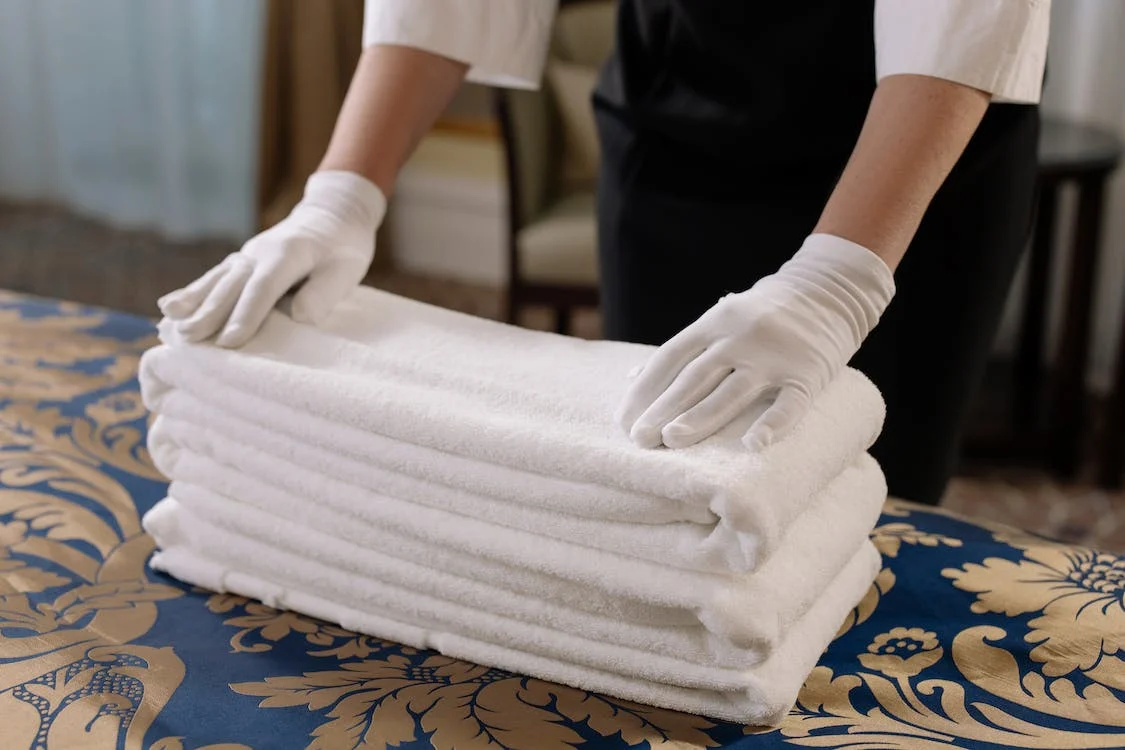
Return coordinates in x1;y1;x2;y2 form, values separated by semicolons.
505;284;520;325
1047;175;1108;478
1097;307;1125;490
1015;182;1058;429
555;307;572;335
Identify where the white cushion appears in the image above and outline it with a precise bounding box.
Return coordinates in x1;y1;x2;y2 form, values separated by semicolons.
517;191;598;286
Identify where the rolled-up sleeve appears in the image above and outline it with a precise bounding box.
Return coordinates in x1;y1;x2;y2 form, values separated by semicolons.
875;0;1050;104
363;0;558;89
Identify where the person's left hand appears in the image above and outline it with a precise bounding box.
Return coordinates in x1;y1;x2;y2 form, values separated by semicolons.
616;234;896;451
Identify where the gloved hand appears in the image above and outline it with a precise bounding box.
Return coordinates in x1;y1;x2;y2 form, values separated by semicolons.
616;233;896;451
158;170;386;348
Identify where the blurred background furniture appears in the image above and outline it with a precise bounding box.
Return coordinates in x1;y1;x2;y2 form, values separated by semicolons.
1027;119;1123;479
384;132;508;285
495;0;612;333
967;117;1123;483
1099;261;1125;489
963;117;1120;481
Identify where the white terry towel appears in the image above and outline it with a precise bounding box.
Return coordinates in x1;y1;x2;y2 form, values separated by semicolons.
144;497;882;725
146;394;886;576
139;287;885;571
147;490;880;673
148;416;886;652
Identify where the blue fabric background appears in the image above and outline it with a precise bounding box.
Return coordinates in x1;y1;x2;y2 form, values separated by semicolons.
1;292;1122;750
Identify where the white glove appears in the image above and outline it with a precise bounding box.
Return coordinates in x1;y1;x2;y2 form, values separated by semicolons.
617;233;896;451
158;170;386;348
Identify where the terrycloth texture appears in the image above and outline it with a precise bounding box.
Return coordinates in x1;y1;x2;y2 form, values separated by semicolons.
146;418;885;657
145;393;886;578
138;287;890;723
144;497;883;724
139;286;886;572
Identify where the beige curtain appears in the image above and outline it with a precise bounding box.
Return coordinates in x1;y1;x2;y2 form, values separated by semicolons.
256;0;365;231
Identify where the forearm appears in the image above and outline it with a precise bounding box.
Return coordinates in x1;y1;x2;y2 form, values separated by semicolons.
318;45;469;196
814;73;990;270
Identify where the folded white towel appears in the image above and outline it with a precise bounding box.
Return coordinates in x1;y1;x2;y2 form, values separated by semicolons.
144;497;882;724
139;287;885;571
148;415;886;651
146;491;880;675
147;392;886;576
138;287;889;723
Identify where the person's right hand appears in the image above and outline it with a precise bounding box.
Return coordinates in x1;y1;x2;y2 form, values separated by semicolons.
158;170;386;348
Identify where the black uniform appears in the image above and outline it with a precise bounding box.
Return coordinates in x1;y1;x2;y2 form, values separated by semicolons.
592;0;1040;505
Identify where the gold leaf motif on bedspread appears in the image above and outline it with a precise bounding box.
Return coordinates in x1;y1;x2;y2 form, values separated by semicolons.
944;544;1125;690
0;296;187;748
150;738;254;750
233;656;589;750
0;435;185;746
771;519;1125;748
779;624;1125;749
203;592;420;659
870;521;962;558
524;682;720;748
6;293;1125;749
0;303;149;402
856;627;943;678
0;397;163;484
213;596;719;750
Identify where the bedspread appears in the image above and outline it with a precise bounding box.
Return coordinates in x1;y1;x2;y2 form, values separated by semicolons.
1;289;1123;750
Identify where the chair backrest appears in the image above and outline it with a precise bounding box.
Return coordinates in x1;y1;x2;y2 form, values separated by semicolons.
553;0;617;67
495;0;616;232
495;86;561;231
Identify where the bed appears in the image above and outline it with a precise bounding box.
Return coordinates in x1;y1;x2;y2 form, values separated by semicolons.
1;289;1122;750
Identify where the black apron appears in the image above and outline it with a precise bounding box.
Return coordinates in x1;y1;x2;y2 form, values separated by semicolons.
592;0;1040;505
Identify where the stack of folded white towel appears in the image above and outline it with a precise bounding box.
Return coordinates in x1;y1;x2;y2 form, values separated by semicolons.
139;287;887;725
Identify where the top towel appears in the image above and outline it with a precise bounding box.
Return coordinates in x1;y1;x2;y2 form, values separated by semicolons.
140;287;885;548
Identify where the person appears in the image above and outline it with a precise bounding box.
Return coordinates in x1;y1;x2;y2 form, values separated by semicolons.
158;0;1050;506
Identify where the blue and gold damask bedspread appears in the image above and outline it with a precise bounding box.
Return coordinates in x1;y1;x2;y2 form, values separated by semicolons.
1;289;1123;750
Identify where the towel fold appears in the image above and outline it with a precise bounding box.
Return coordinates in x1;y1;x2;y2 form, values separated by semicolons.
139;287;885;563
137;287;891;724
146;395;886;576
147;413;886;651
144;497;882;724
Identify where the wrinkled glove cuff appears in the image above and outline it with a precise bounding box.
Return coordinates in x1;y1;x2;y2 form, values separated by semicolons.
787;233;896;321
304;170;388;229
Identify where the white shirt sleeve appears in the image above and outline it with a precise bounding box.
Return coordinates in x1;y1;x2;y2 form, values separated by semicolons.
875;0;1050;104
363;0;558;90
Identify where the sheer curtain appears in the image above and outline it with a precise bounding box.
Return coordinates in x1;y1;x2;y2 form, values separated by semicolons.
0;0;265;240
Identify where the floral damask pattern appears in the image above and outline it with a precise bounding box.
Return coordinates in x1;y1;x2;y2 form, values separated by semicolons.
3;290;1125;749
870;520;963;558
857;627;943;678
945;543;1125;690
202;593;719;750
0;295;187;748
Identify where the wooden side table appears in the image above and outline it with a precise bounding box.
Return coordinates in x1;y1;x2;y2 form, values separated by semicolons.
1099;320;1125;489
1015;118;1122;479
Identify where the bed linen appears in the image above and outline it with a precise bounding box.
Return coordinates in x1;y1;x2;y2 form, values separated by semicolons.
2;289;1123;750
